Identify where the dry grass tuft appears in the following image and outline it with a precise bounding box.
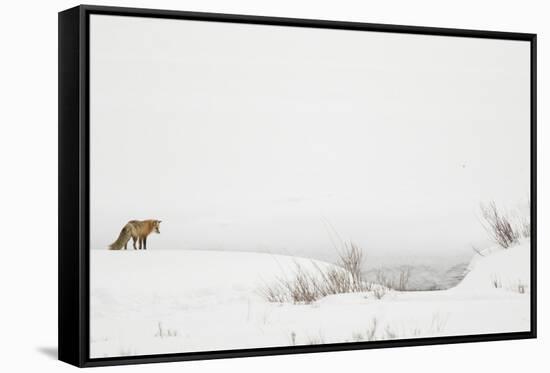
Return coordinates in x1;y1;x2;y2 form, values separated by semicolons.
480;201;530;249
260;242;370;304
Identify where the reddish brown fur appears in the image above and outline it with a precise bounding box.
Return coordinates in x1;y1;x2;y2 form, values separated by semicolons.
109;219;161;250
129;219;161;250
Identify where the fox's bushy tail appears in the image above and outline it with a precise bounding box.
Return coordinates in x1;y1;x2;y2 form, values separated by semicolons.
109;225;132;250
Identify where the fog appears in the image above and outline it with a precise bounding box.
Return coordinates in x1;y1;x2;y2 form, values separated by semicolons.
89;15;530;263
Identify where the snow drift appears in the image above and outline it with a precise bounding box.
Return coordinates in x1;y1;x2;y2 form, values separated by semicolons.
90;242;531;358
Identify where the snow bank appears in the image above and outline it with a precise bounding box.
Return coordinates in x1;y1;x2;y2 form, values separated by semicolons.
453;240;531;294
90;245;531;358
90;250;335;356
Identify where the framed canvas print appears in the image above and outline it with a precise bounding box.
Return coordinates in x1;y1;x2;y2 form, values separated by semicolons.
58;5;537;367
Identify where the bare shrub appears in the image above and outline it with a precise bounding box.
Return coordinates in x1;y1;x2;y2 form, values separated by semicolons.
383;325;398;340
480;201;521;248
374;267;410;291
491;275;502;289
521;221;531;239
289;331;297;346
507;281;527;294
372;285;388;300
309;263;351;295
154;322;178;338
410;328;422;337
261;282;288;303
397;267;411;291
350;318;379;342
259;263;333;304
279;263;321;304
306;331;325;345
375;270;391;289
349;319;399;342
519;199;531;238
336;242;365;292
260;242;369;304
365;318;378;340
350;313;448;343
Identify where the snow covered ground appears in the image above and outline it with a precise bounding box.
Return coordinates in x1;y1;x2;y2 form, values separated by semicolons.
90;242;531;358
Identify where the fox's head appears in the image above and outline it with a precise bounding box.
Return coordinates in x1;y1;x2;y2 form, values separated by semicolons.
153;220;162;234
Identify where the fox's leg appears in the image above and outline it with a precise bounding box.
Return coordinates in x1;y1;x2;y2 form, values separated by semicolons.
138;238;143;250
124;241;127;250
132;236;137;250
143;237;147;250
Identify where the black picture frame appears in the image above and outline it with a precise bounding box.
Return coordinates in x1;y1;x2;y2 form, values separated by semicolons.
59;4;537;368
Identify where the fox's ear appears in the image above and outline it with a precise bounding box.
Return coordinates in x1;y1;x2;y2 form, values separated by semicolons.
158;220;162;224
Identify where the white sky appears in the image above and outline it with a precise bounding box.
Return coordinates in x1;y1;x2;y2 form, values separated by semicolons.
89;15;530;261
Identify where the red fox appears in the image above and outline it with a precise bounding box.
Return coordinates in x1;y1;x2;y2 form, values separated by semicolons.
109;220;161;250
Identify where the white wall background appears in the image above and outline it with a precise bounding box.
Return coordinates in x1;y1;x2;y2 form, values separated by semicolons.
0;0;546;372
